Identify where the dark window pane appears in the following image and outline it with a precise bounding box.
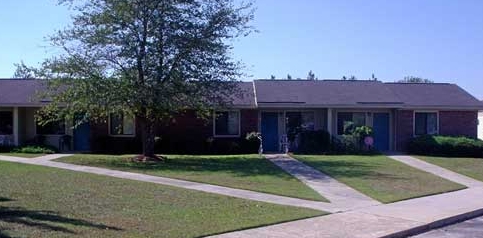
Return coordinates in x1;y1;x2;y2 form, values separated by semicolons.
415;113;427;135
215;111;239;136
353;113;366;127
286;112;302;141
123;116;135;135
427;113;438;135
227;112;239;135
109;113;135;135
285;111;315;141
337;112;353;135
215;112;229;135
337;112;366;135
36;120;65;135
414;112;438;136
110;114;123;135
301;112;315;131
0;111;13;134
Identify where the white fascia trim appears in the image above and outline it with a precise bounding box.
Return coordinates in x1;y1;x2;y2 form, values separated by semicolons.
252;81;258;107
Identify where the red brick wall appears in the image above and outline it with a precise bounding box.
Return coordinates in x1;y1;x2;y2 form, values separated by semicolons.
395;110;414;151
439;111;478;138
89;118;142;153
156;111;212;138
395;110;479;152
240;109;259;136
89;110;259;153
155;109;258;138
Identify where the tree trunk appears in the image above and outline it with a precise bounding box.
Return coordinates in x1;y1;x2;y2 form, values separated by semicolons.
140;114;159;161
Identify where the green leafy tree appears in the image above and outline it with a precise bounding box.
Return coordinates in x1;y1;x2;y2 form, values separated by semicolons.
270;75;276;80
398;76;434;83
307;70;316;80
287;74;293;80
12;61;39;79
341;75;357;80
370;73;377;81
34;0;254;160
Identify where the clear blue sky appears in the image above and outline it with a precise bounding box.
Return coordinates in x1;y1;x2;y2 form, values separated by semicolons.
1;0;482;99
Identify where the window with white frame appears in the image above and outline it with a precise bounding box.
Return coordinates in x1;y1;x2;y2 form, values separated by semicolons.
337;112;366;135
109;113;135;136
414;112;438;136
214;111;240;137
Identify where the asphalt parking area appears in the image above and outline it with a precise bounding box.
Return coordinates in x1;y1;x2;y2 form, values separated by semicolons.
413;216;483;238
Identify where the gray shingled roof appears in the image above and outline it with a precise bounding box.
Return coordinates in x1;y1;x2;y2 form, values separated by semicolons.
230;81;256;107
0;79;257;108
254;80;483;109
384;83;483;109
254;80;403;108
0;79;46;106
1;79;482;109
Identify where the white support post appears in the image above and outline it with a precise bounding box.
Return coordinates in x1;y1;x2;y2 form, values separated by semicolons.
13;107;19;146
327;108;333;136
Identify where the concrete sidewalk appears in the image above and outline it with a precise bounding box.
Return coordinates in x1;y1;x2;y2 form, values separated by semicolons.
212;187;483;238
387;155;483;188
3;154;483;237
266;154;381;209
0;154;339;213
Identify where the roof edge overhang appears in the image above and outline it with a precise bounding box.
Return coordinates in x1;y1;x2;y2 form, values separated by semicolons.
212;104;257;109
253;103;483;110
3;103;481;111
397;105;483;111
0;103;46;107
256;103;404;109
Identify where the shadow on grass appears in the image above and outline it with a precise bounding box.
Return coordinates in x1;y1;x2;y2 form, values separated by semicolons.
0;197;13;202
297;158;407;181
0;231;10;238
0;198;122;237
69;155;296;180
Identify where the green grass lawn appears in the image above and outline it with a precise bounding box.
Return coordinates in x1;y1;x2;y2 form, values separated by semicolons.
417;156;483;182
0;153;45;158
293;155;466;203
0;161;325;238
55;154;327;202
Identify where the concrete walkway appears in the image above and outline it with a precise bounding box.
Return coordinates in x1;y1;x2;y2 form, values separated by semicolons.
3;153;483;237
0;154;339;213
387;155;483;188
212;187;483;238
266;154;381;209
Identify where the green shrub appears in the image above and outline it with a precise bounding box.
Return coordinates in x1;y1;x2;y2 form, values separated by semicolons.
297;130;332;154
295;129;378;155
244;132;261;153
353;126;373;139
407;135;483;158
338;135;360;153
12;145;56;154
150;132;260;155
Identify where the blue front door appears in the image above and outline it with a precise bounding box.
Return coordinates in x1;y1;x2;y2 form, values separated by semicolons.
373;113;390;151
261;112;279;152
74;116;91;151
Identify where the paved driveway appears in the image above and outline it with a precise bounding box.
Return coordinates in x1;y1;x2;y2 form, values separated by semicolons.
413;216;483;238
